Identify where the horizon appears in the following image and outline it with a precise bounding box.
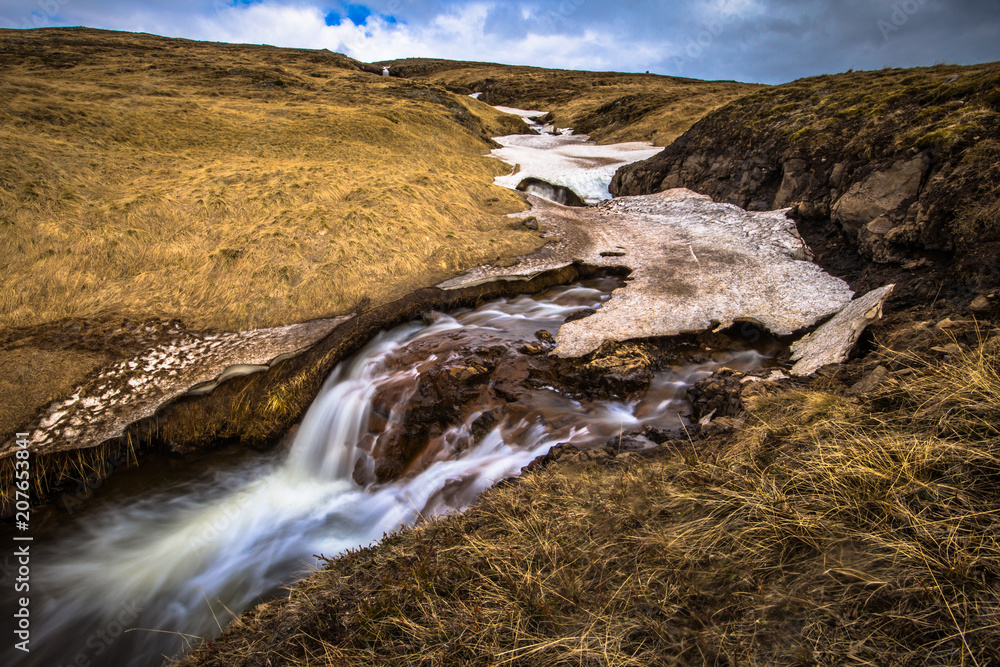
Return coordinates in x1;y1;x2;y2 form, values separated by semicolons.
0;0;997;85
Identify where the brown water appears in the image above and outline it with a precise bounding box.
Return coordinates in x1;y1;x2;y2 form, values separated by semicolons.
1;277;772;667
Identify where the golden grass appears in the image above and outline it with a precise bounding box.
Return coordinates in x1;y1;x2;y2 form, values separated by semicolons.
0;29;541;333
381;58;763;146
178;334;1000;666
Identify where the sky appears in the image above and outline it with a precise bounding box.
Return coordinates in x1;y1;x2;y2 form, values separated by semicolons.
0;0;998;84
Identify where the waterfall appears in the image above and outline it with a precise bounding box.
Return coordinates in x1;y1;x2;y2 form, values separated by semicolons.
2;278;768;667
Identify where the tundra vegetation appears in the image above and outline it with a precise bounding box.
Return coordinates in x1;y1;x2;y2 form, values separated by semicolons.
2;27;999;667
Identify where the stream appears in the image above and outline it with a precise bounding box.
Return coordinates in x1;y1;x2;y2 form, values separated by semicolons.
2;106;776;667
2;277;770;667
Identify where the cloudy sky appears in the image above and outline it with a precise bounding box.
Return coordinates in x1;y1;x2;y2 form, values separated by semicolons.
1;0;997;83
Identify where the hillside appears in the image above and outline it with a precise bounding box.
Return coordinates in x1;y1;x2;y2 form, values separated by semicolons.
378;58;763;146
0;28;541;437
611;62;1000;308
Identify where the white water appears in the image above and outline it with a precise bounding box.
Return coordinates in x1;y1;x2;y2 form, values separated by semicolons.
7;280;769;667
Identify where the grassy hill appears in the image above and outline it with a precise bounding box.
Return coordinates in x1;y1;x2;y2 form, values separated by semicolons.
0;29;543;334
0;28;543;435
378;58;763;146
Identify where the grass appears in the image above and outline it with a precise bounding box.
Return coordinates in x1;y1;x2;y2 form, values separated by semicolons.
0;29;542;333
379;58;763;146
0;28;548;438
177;333;1000;666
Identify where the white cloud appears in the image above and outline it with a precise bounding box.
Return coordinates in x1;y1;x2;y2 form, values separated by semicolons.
111;0;664;71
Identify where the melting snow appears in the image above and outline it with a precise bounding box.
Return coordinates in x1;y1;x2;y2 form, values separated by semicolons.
491;106;660;204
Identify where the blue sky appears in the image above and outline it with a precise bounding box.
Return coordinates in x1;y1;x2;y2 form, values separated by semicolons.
1;0;997;83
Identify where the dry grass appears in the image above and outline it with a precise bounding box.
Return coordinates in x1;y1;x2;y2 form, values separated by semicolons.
0;28;541;333
380;58;762;146
178;335;1000;666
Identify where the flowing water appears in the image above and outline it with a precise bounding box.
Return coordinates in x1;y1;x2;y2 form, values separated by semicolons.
3;277;771;667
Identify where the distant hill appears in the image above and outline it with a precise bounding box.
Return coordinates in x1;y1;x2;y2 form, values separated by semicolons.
378;57;763;146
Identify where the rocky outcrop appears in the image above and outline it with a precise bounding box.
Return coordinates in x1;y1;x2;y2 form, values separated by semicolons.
611;63;1000;298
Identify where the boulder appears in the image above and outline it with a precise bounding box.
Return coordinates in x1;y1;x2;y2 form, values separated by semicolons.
831;153;931;236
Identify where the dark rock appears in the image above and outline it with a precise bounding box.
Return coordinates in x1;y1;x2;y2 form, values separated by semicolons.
604;432;655;453
643;424;684;444
534;329;555;344
564;308;597;323
516;177;587;207
470;409;500;441
699;416;745;438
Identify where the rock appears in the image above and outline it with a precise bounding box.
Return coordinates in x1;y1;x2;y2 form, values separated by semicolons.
970;295;992;314
557;341;656;398
643;424;684;444
516;177;587;207
688;370;746;421
849;365;890;395
790;284;895;376
699;416;745;438
935;318;976;330
865;215;895;236
564;308;597;323
774;158;809;207
534;329;555;344
605;433;655;453
831;154;930;236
